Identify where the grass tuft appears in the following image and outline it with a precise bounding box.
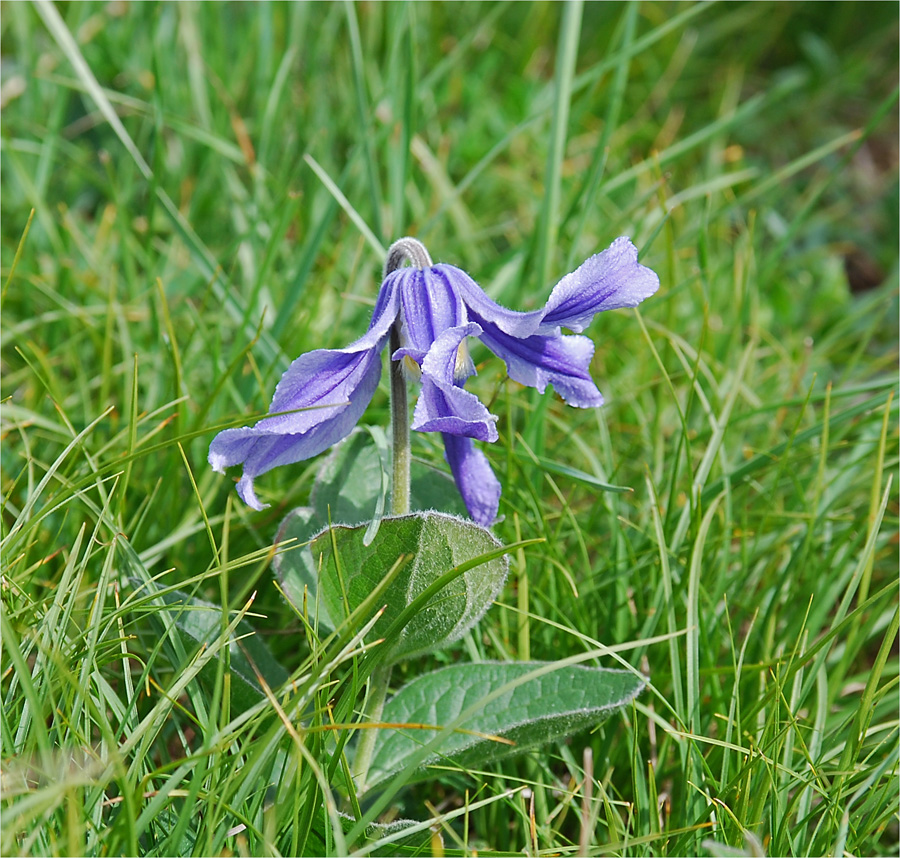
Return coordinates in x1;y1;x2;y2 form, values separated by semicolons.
2;2;897;856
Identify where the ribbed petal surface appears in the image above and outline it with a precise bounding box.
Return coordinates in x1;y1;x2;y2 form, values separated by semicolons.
541;237;660;333
410;324;498;442
207;282;399;509
442;433;501;527
436;263;545;338
472;316;604;408
443;237;658;339
389;265;469;364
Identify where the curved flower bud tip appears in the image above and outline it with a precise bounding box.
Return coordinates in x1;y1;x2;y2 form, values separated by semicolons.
210;236;658;523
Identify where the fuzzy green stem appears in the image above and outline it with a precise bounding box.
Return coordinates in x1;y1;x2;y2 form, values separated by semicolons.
383;237;432;518
384;236;433;275
353;238;433;794
388;323;411;517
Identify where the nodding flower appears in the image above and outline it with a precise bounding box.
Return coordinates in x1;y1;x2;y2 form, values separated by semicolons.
209;236;659;526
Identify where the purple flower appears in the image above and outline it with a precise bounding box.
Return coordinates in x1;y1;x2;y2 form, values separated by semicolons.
209;237;659;525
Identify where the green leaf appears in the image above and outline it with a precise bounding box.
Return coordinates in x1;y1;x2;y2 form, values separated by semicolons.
313;428;466;526
139;583;289;712
408;459;467;516
312;512;508;663
274;429;469;631
302;809;435;857
367;662;646;789
274;506;336;631
312;428;391;527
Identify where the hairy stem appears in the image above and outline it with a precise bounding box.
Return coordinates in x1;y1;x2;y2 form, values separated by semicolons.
388;323;411;517
353;238;433;794
383;236;432;518
384;235;433;275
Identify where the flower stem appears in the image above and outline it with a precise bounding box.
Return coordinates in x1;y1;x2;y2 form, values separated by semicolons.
383;236;432;518
353;238;433;794
384;236;433;275
388;323;410;517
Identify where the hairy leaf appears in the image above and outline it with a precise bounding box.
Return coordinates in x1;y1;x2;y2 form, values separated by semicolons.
311;512;508;663
367;661;646;789
274;429;466;630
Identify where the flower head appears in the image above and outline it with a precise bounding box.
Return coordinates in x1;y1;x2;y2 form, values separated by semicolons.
209;237;659;525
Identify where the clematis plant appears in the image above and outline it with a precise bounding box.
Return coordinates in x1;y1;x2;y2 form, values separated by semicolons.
208;234;659;799
209;236;658;525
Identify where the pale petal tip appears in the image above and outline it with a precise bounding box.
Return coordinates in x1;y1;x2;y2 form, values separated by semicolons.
237;474;269;511
208;451;228;474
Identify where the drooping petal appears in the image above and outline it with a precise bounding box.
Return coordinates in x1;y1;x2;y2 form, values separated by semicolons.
208;282;399;509
541;237;659;333
441;237;658;340
208;354;382;509
442;433;501;527
263;280;399;430
473;316;604;408
434;263;546;339
408;324;499;442
388;265;469;364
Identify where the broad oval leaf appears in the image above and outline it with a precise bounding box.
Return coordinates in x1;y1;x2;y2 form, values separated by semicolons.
274;429;466;630
311;427;390;526
311;511;508;663
366;661;646;790
313;428;466;525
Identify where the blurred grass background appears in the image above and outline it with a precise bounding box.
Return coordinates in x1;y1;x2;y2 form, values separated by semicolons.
2;2;898;856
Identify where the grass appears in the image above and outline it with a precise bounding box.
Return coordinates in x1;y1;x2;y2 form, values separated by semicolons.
2;1;898;856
